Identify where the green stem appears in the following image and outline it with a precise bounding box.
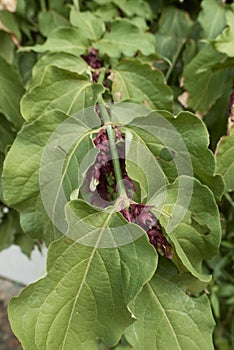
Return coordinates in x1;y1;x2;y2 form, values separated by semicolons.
165;40;185;82
39;0;46;11
225;193;234;208
73;0;80;11
97;71;127;198
97;96;127;198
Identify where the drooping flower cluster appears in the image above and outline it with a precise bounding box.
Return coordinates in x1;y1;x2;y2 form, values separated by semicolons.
87;127;135;206
87;126;172;258
121;204;172;259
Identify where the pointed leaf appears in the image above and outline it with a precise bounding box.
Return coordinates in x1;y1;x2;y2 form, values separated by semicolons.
9;230;157;349
125;260;215;350
110;60;173;111
70;9;105;42
93;19;155;58
22;27;90;56
213;11;234;57
21;66;104;121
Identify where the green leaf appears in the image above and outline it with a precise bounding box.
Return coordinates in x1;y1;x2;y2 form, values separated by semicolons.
110;60;173;111
112;0;153;19
155;6;193;62
0;56;24;128
93;19;155;58
182;44;232;114
198;0;227;39
216;126;234;193
38;10;70;37
213;11;234;57
29;52;89;89
70;9;105;42
0;31;15;63
22;27;90;56
9;231;157;349
150;176;221;282
0;208;22;251
21;66;104;121
0;114;16;154
0;9;21;40
125;259;215;350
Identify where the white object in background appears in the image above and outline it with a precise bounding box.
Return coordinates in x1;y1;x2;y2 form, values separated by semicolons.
0;245;47;285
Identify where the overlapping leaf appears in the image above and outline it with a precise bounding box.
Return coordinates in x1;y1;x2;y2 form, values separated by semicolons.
125;259;215;350
213;10;234;57
21;66;104;121
8;225;157;349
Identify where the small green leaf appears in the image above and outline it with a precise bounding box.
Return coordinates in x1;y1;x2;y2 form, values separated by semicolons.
111;60;173;111
21;66;104;121
155;6;193;61
9;232;157;349
0;9;21;40
0;208;22;251
38;10;70;37
125;259;215;350
22;27;90;56
70;9;105;42
0;114;16;154
94;19;155;58
213;11;234;57
198;0;227;39
0;56;24;128
0;31;15;63
112;0;153;19
216;126;234;193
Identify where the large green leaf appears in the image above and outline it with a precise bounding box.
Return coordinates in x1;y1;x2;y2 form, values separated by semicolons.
110;60;173;111
216;126;234;193
70;9;105;42
22;27;90;56
28;52;89;89
21;66;104;121
93;19;155;58
112;0;153;19
0;56;24;128
198;0;227;39
182;44;232;114
125;259;215;350
9;229;157;349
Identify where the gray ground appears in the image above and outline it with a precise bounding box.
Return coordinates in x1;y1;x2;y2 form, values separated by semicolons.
0;278;22;350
